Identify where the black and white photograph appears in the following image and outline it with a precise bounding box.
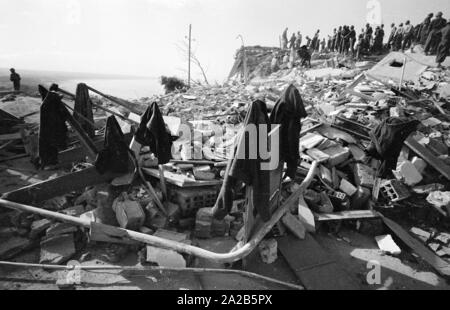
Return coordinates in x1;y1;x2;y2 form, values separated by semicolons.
0;0;450;294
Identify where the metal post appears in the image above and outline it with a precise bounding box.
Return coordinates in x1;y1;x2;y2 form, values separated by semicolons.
188;24;192;88
399;56;407;90
237;35;247;84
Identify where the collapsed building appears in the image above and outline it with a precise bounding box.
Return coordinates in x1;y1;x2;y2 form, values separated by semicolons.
0;45;450;290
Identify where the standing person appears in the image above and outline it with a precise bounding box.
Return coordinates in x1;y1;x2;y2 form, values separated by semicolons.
9;68;21;92
331;28;337;51
311;30;320;52
402;21;414;51
375;24;385;53
394;23;404;51
341;25;350;54
364;23;374;49
289;33;297;49
413;24;422;44
387;23;397;50
348;25;357;56
305;36;312;49
270;52;279;72
335;26;343;54
282;27;289;49
436;21;450;68
420;13;434;44
295;31;302;49
355;34;365;60
425;12;447;55
320;38;326;52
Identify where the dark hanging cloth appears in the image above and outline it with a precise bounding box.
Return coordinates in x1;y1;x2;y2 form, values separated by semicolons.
269;84;307;179
134;102;172;165
366;117;419;178
74;83;95;138
95;116;130;174
38;89;68;166
436;24;450;64
213;100;272;222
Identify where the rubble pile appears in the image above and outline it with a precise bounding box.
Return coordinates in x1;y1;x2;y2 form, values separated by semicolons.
1;47;450;285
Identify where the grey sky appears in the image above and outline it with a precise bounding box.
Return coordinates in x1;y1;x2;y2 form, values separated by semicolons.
0;0;449;82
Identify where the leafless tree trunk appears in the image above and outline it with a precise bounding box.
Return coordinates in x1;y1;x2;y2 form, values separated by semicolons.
176;41;210;86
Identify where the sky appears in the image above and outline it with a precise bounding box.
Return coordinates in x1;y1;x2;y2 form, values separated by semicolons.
0;0;449;83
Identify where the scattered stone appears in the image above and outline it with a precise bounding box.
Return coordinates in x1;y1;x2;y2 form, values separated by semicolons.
394;161;423;186
411;157;427;174
29;219;52;239
322;145;350;166
40;234;76;265
339;179;358;197
146;245;186;268
46;223;78;238
353;163;375;188
195;207;214;239
410;227;432;243
375;234;401;255
412;183;445;195
258;238;278;264
112;193;145;230
426;191;450;215
193;165;216;180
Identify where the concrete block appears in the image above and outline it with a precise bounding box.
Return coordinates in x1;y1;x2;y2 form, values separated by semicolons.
411;157;427;174
339;179;358;196
46;223;77;238
380;180;410;202
258;239;278;264
195;207;214;239
29;219;52;239
348;144;366;162
40;234;76;265
146;245;186;268
354;163;375;188
319;165;333;185
112;195;145;230
193;165;216;180
322;145;350;167
306;148;330;163
300;132;325;151
375;234;401;255
410;227;431;243
281;213;306;240
396;161;423;186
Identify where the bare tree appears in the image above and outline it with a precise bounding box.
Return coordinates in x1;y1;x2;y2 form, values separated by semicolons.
176;40;210;86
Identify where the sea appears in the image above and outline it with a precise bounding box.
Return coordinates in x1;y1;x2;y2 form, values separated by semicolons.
57;77;164;100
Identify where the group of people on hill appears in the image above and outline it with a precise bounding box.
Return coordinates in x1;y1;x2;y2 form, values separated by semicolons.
279;11;450;68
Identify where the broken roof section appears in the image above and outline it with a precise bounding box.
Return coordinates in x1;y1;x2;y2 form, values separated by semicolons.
367;52;428;85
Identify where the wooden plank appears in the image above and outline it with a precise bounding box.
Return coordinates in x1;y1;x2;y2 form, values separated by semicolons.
344;89;377;102
314;210;380;222
405;136;450;180
60;103;98;160
277;234;359;290
1;167;120;204
142;168;222;188
58;132;133;167
0;133;21;141
381;216;450;278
